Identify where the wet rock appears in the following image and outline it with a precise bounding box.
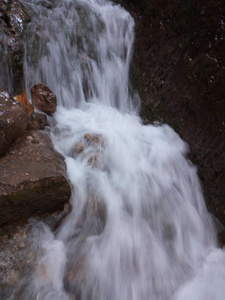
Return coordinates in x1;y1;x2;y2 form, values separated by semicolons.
0;130;71;224
64;197;105;298
73;133;105;169
0;32;24;95
83;197;105;226
84;133;104;148
7;1;30;36
64;253;85;299
39;0;54;10
0;1;9;14
0;0;30;36
26;112;48;131
0;0;30;95
73;133;104;157
31;84;57;114
119;0;225;225
218;231;225;248
74;142;85;154
0;210;66;299
0;90;28;156
87;152;101;168
54;202;72;230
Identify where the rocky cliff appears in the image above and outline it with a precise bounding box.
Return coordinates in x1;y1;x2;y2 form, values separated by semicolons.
118;0;225;225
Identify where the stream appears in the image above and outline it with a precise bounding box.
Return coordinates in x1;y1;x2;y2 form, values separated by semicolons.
13;0;225;299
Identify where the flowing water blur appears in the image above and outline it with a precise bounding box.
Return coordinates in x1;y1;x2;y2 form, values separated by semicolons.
17;0;225;299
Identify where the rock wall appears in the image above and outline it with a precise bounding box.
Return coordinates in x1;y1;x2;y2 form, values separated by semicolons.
119;0;225;224
0;87;71;224
0;0;30;95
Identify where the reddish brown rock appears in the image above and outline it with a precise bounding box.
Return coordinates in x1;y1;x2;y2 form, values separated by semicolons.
87;153;101;168
0;90;28;156
30;84;57;114
74;142;85;154
73;134;104;158
84;133;104;148
73;134;105;169
0;130;71;224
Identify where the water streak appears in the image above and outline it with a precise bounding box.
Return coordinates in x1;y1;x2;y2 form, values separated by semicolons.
18;0;225;299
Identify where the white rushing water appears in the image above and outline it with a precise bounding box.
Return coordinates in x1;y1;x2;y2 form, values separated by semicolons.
18;0;225;299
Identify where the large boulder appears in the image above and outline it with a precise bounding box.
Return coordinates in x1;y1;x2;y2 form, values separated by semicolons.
0;90;28;156
0;130;71;224
31;84;57;114
119;0;225;225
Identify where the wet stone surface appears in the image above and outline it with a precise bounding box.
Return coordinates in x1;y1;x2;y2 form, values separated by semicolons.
0;90;28;156
30;84;57;115
0;0;30;95
0;210;67;300
0;129;71;224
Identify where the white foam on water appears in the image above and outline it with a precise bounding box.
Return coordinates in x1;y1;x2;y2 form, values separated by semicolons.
173;249;225;300
19;0;225;299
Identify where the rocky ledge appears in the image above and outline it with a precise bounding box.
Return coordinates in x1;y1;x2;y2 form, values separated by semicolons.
0;88;71;224
0;130;71;224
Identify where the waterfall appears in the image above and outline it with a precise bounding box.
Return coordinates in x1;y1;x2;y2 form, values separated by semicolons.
23;0;138;111
18;0;225;299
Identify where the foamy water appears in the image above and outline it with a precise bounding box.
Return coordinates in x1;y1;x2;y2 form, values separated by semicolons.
17;0;225;299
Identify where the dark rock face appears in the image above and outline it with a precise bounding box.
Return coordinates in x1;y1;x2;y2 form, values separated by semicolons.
0;32;24;95
31;84;57;114
0;90;28;156
7;1;31;36
0;0;30;95
119;0;225;224
26;112;48;131
0;130;71;224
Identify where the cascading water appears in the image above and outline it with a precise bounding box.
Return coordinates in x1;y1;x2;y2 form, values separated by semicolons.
23;0;138;111
16;0;225;299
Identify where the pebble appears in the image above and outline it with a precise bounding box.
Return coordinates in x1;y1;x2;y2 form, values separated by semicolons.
26;136;33;141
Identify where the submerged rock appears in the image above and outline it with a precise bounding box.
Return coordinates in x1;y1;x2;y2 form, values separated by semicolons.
73;133;105;169
0;130;71;224
31;84;57;114
0;90;28;156
63;197;105;298
74;142;85;154
84;133;104;147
